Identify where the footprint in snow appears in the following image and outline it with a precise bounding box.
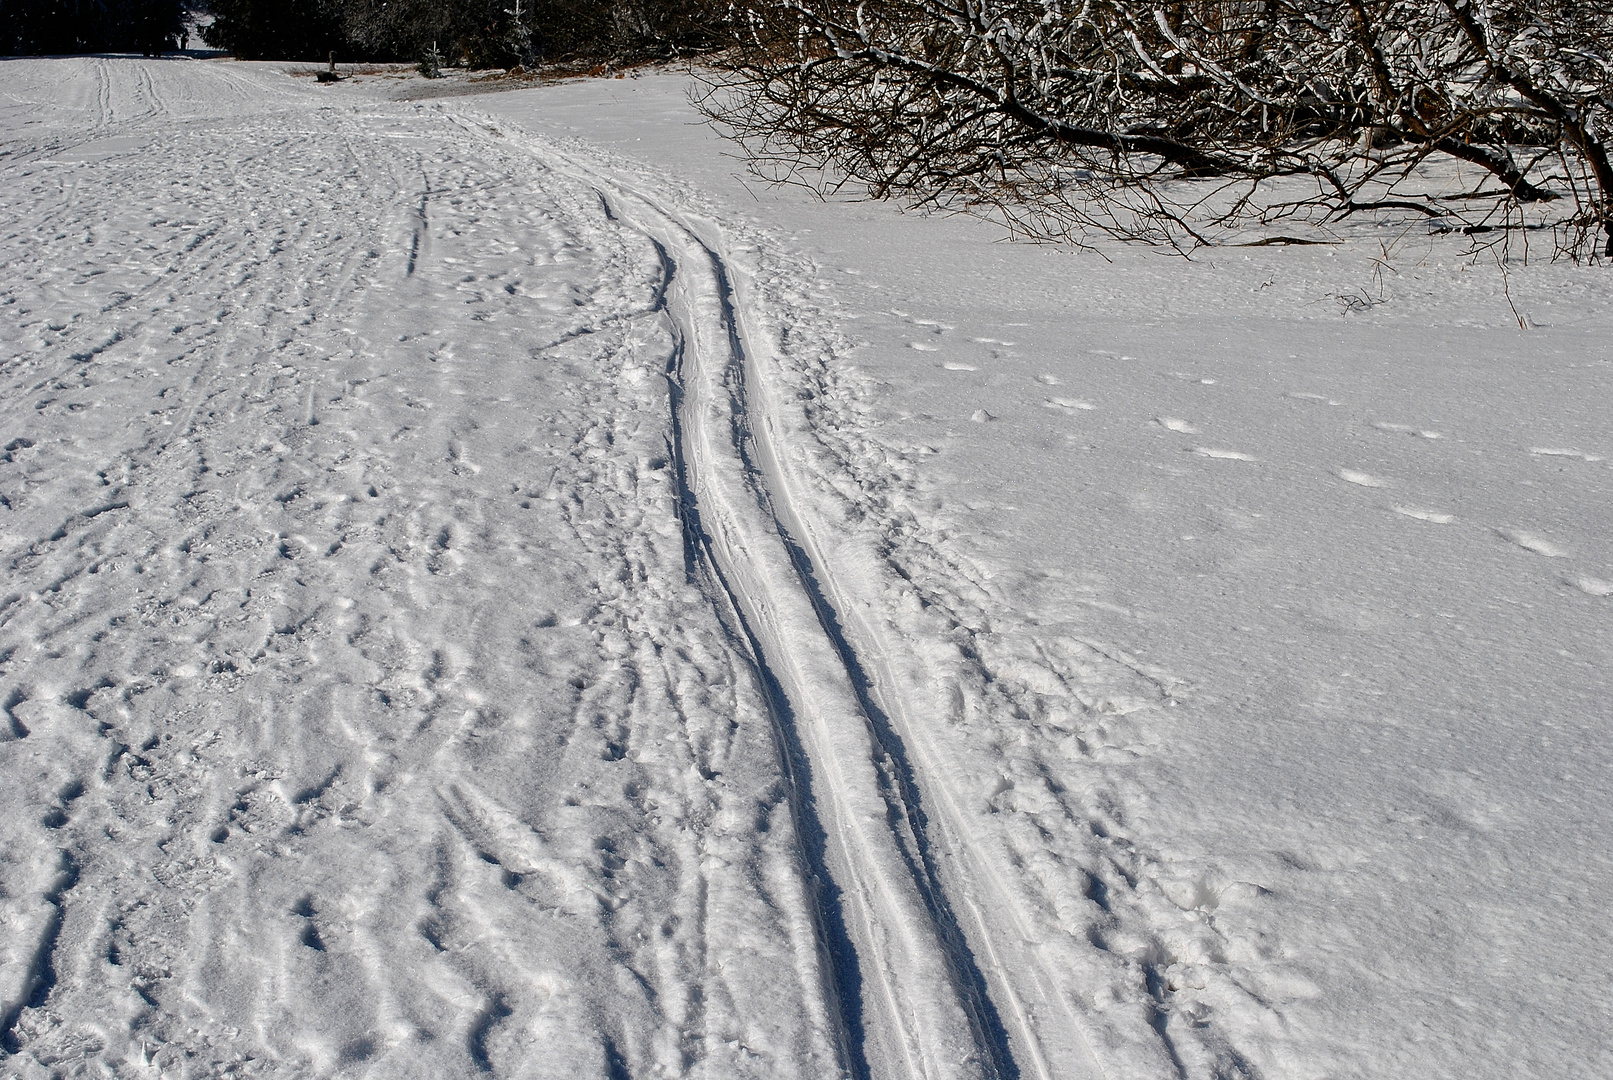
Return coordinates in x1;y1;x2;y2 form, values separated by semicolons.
1192;447;1256;461
1156;417;1198;433
1573;575;1613;597
1393;505;1456;524
1496;529;1570;558
1372;421;1443;440
1528;447;1604;462
1338;469;1390;488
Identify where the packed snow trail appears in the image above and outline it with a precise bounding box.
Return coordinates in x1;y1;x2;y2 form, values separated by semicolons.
530;148;1018;1080
458;113;1258;1080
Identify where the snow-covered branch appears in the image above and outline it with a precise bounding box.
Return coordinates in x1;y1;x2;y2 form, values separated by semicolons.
701;0;1613;255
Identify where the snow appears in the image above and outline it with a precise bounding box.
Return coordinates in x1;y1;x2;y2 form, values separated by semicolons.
2;56;1611;1080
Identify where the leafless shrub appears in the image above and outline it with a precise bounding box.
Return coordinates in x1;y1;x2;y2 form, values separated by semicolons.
699;0;1613;258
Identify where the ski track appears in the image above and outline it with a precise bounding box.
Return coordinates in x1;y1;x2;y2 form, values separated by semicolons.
0;58;1297;1080
537;148;1014;1080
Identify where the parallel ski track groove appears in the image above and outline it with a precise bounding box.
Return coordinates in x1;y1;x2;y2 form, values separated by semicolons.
695;227;1020;1080
604;196;869;1080
528;127;1018;1080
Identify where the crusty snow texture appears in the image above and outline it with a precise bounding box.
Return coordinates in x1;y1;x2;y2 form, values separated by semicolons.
2;58;1611;1080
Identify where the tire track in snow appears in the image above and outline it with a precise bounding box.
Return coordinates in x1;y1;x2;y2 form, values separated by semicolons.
508;130;1019;1080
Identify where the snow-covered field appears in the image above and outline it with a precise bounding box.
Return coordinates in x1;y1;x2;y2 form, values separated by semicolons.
1;56;1609;1080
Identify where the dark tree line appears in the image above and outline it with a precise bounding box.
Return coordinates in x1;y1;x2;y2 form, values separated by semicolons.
195;0;346;60
199;0;723;65
1;0;186;54
2;0;722;63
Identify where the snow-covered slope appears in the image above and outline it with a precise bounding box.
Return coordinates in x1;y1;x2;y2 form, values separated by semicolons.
0;57;853;1079
477;74;1613;1080
2;57;1610;1080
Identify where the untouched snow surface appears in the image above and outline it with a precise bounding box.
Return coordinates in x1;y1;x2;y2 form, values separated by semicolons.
2;57;1611;1080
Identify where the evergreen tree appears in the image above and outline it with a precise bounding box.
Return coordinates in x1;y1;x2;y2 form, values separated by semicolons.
199;0;349;61
1;0;184;55
337;0;721;68
1;0;720;65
